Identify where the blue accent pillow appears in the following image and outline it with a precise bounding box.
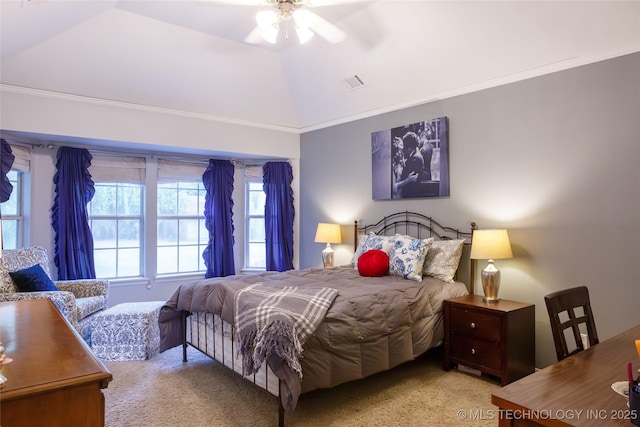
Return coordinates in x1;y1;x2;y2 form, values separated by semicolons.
9;264;59;292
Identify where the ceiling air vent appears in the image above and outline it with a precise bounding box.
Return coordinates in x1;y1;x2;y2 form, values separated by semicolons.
343;75;365;90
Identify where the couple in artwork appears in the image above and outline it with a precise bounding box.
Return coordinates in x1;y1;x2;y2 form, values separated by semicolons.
392;130;434;199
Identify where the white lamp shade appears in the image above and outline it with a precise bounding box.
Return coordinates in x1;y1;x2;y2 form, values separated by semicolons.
314;223;342;244
470;229;513;260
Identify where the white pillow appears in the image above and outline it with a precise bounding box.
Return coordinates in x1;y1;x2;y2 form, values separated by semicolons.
423;239;465;283
388;236;434;282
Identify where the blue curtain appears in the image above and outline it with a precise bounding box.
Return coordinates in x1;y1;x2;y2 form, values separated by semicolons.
202;159;235;277
52;147;96;280
1;139;15;203
263;162;294;272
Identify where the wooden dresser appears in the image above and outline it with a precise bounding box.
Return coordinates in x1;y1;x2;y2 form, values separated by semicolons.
443;295;535;385
0;299;112;427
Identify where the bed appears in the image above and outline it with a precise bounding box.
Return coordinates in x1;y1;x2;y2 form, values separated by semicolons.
158;211;476;426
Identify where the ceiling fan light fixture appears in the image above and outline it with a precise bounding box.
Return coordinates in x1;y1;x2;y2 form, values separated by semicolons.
296;25;314;44
251;0;344;45
292;8;311;25
256;9;279;43
256;10;278;29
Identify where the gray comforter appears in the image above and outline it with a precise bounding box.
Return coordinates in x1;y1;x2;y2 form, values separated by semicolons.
158;266;468;413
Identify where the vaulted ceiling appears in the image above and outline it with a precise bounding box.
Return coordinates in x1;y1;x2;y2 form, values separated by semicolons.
1;0;639;134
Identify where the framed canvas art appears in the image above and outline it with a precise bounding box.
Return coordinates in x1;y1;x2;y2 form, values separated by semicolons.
371;117;449;200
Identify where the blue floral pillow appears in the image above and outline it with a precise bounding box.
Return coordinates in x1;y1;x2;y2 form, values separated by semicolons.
353;232;396;270
351;233;369;266
9;264;59;292
388;236;434;282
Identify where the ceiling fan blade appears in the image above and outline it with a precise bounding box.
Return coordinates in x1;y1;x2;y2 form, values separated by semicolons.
197;0;265;5
295;9;346;44
244;26;265;44
303;0;372;6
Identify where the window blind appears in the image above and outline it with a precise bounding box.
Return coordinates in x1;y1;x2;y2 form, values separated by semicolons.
89;155;146;183
244;165;263;182
9;144;30;172
157;159;206;183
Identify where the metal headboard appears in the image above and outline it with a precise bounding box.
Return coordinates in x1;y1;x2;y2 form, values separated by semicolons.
354;211;477;293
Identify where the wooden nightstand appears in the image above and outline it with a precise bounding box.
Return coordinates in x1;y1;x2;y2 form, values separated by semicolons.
443;295;535;385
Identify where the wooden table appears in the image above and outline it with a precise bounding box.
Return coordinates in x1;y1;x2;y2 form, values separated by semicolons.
492;324;640;426
0;299;112;427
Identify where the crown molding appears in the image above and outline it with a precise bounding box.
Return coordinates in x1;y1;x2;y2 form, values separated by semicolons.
2;43;638;135
0;84;301;134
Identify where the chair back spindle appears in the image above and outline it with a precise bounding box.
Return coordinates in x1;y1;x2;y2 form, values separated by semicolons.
544;286;599;362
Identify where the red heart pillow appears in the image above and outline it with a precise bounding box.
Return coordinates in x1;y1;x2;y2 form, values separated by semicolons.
357;249;389;277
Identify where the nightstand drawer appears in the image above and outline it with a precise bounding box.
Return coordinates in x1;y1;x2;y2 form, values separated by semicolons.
450;335;501;371
449;307;502;343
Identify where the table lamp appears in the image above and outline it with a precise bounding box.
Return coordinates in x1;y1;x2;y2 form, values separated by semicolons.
314;223;342;267
470;229;513;302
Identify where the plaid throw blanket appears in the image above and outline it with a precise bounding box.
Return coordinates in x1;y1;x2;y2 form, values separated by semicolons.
235;283;338;380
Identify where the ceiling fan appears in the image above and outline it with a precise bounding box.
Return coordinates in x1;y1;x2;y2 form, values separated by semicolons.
207;0;354;45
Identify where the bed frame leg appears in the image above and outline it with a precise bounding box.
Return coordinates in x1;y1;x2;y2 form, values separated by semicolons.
181;310;188;363
278;399;285;427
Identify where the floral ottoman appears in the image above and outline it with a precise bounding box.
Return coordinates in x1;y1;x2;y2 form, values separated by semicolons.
91;301;165;361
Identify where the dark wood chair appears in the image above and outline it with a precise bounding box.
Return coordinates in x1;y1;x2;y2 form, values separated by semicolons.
544;286;599;362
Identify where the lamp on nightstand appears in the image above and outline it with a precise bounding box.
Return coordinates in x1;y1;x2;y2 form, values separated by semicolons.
314;223;342;267
470;229;513;302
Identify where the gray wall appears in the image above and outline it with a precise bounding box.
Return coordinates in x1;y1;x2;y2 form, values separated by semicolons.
299;52;640;368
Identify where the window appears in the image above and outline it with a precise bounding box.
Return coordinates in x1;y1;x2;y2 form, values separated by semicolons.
88;183;143;279
157;181;207;275
88;155;145;280
2;144;30;250
245;180;266;269
1;170;22;250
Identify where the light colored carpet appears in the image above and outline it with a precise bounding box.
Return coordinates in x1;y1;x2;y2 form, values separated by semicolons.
103;346;499;427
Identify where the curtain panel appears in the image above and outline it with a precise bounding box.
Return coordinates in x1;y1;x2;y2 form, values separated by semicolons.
52;147;97;280
1;139;15;203
202;159;235;277
263;162;294;272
